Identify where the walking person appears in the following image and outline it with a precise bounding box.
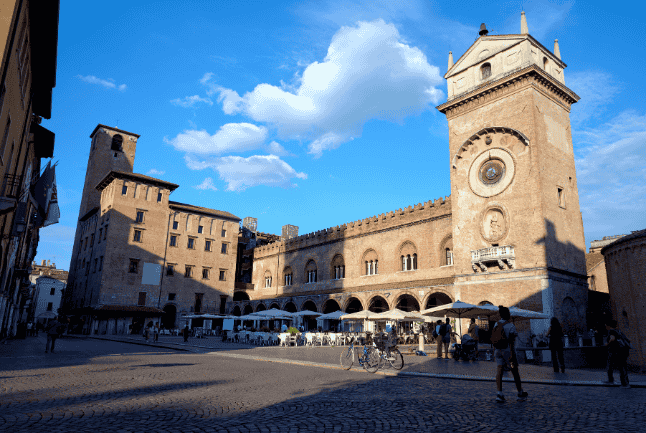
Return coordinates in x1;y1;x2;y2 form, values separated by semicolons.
546;317;565;373
492;306;528;402
154;322;160;342
45;317;62;353
436;318;451;359
435;320;443;358
468;318;480;358
183;324;190;343
26;322;33;337
604;319;631;388
143;322;150;341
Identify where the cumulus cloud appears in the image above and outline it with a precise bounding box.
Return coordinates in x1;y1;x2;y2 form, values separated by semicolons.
165;123;268;154
170;95;213;108
185;154;307;191
267;141;291;156
194;177;218;191
147;168;165;176
206;19;443;156
76;75;127;91
575;110;646;240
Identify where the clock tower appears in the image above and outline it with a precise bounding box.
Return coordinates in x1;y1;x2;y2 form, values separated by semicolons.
437;13;588;333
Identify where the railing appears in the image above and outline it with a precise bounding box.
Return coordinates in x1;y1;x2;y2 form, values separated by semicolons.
235;282;255;291
471;245;515;272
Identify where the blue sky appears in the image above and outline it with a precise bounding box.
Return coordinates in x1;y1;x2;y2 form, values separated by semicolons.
36;0;646;270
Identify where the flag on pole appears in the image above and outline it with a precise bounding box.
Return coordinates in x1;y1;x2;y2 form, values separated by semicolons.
42;164;59;227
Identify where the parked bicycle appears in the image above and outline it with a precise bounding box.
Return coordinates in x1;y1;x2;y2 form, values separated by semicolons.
373;333;404;371
340;334;381;373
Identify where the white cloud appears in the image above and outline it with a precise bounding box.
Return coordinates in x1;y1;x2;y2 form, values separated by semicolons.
170;95;213;108
568;71;619;127
575;110;646;241
147;168;165;176
166;123;268;154
185;154;307;191
208;19;443;157
194;177;218;191
76;75;127;92
266;141;291;157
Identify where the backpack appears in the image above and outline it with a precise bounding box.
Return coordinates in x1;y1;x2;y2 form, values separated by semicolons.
432;329;438;338
615;329;632;350
439;324;448;337
490;321;509;349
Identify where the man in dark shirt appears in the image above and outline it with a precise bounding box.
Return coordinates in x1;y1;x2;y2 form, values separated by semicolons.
605;319;630;388
45;317;62;353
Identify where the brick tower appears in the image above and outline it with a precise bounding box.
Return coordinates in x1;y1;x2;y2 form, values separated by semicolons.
437;13;588;334
66;125;140;308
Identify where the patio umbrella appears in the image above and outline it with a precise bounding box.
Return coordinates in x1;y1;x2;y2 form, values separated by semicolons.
339;310;380;321
291;310;322;317
477;304;550;321
372;308;421;322
249;308;297;318
421;300;498;336
315;310;345;320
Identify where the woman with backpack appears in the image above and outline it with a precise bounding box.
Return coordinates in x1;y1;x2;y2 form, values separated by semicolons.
546;317;565;373
604;319;630;388
491;306;528;403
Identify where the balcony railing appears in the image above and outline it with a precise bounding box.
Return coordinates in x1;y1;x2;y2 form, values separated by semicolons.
471;245;515;272
0;174;23;214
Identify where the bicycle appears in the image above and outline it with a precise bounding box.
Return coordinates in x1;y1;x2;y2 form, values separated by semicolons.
373;340;404;371
339;337;381;373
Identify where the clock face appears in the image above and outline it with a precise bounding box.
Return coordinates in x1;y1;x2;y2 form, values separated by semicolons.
479;160;505;185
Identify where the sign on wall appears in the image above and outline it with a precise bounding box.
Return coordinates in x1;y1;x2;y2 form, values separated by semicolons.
141;263;162;285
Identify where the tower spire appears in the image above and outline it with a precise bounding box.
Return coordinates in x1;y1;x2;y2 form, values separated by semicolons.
448;51;454;70
521;11;529;34
554;39;561;59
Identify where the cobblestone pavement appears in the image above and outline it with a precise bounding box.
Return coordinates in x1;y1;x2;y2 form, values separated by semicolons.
1;336;644;432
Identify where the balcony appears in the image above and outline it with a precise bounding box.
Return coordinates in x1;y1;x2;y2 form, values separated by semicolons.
0;174;23;214
235;282;255;291
471;245;515;272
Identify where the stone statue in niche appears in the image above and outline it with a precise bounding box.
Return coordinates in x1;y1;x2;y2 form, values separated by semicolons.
482;208;506;241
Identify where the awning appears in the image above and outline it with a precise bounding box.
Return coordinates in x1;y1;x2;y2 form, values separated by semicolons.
93;305;164;317
31;123;55;158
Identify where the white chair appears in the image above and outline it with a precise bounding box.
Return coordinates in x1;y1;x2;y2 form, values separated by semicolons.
278;333;289;347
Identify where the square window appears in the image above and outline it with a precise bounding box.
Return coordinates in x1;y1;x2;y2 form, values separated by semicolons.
558;187;566;208
205;240;212;251
221;229;226;237
122;185;128;195
172;221;178;230
133;230;142;242
170;235;177;247
135;211;144;223
221;243;228;254
138;292;146;306
184;266;193;278
168;293;176;301
167;264;174;276
202;268;209;279
157;192;162;202
50;288;55;296
198;225;203;234
187;238;195;249
47;302;53;311
219;270;226;281
129;259;139;273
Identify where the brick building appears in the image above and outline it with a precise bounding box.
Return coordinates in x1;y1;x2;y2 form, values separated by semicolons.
0;0;60;338
241;13;590;338
601;229;646;369
64;125;240;335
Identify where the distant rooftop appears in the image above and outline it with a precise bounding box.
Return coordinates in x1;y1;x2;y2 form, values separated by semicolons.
169;201;240;222
95;170;179;192
89;124;140;138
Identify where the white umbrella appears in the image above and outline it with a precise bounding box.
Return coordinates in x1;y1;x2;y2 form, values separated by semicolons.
421;300;498;336
250;308;297;318
316;310;345;320
372;308;421;322
291;310;322;317
339;310;380;321
477;304;549;321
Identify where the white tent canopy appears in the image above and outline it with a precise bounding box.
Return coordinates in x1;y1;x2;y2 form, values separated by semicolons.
477;304;550;321
372;308;422;322
340;310;380;321
316;310;345;320
183;314;231;319
291;310;322;317
249;308;297;318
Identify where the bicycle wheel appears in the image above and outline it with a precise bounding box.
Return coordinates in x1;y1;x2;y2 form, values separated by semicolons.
340;347;354;370
388;348;404;370
363;346;381;373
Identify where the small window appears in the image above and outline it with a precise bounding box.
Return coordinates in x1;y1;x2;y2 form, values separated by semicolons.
129;259;139;273
481;62;491;80
558;187;566;208
219;270;226;281
104;225;108;240
90;234;95;245
50;288;55;296
47;302;53;311
184;265;193;278
138;292;146;306
221;229;226;237
135;211;144;223
98;228;102;242
170;235;177;247
187;238;195;249
122;185;128;195
167;264;175;276
221;243;228;254
94;258;98;272
202;268;210;279
205;240;212;251
99;256;103;271
111;134;123;151
543;57;548;70
157;192;162;202
198;225;203;234
168;293;176;301
133;230;142;242
285;273;292;286
84;237;88;251
265;276;272;287
446;248;453;266
172;221;178;230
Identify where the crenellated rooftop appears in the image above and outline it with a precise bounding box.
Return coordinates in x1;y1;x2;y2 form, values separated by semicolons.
253;195;452;258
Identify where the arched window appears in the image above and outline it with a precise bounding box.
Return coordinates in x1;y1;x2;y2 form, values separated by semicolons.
440;236;453;266
445;248;453;266
305;260;317;283
543;57;548;70
111;134;123;152
331;254;345;280
412;253;417;270
362;249;378;275
481;62;491;80
283;266;293;286
264;270;272;288
401;255;407;271
399;241;418;271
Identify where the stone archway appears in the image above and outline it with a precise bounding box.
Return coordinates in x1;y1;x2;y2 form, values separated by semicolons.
396;294;420;312
269;302;280;310
345;297;363;313
232;305;241;316
302;300;317;312
256;303;266;312
233;291;250;302
243;304;253;315
284;302;297;313
322;299;341;313
425;292;453;310
162;304;177;329
368;296;389;313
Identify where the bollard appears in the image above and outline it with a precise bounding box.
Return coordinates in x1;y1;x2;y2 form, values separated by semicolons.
419;333;424;353
564;335;569;347
578;335;583;347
